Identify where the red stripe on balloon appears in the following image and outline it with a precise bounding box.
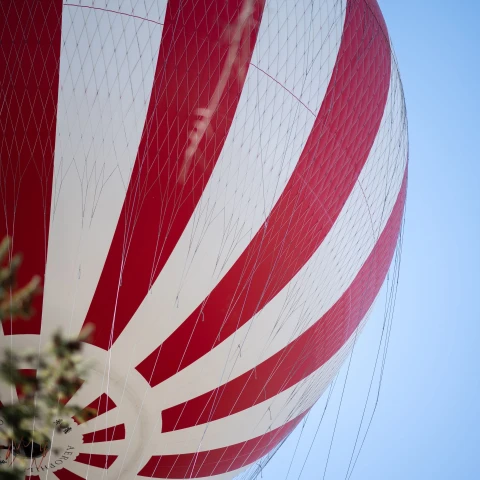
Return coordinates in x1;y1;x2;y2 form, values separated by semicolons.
73;393;116;425
26;476;41;480
138;411;306;478
162;172;407;432
83;0;266;350
0;0;62;335
54;469;85;480
74;453;117;469
82;423;126;443
137;0;392;387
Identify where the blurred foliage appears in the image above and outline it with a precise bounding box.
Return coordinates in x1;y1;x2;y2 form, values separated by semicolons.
0;236;94;478
0;236;41;322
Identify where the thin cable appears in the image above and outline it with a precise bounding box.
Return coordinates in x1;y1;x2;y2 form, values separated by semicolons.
296;377;337;480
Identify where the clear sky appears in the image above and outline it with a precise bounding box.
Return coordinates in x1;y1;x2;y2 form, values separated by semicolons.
251;1;480;478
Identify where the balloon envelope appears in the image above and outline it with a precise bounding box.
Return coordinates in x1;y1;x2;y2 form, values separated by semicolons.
0;0;407;478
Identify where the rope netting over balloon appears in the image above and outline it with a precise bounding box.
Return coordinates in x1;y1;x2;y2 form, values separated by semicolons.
238;210;406;480
0;0;408;479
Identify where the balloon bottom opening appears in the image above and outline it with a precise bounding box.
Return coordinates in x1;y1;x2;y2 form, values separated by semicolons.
14;441;49;459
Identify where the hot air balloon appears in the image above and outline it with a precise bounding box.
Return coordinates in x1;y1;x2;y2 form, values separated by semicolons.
0;0;407;478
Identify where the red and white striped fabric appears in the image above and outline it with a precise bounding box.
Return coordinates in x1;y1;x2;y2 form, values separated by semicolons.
0;0;407;478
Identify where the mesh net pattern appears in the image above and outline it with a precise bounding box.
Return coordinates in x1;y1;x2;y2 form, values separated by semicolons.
0;1;407;478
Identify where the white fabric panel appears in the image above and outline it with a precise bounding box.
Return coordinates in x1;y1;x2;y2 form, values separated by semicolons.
147;57;407;409
0;379;18;405
111;0;347;366
63;0;167;23
40;3;165;341
67;459;109;479
252;0;347;112
79;440;129;456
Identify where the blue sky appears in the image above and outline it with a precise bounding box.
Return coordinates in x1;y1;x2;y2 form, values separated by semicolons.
254;1;480;478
